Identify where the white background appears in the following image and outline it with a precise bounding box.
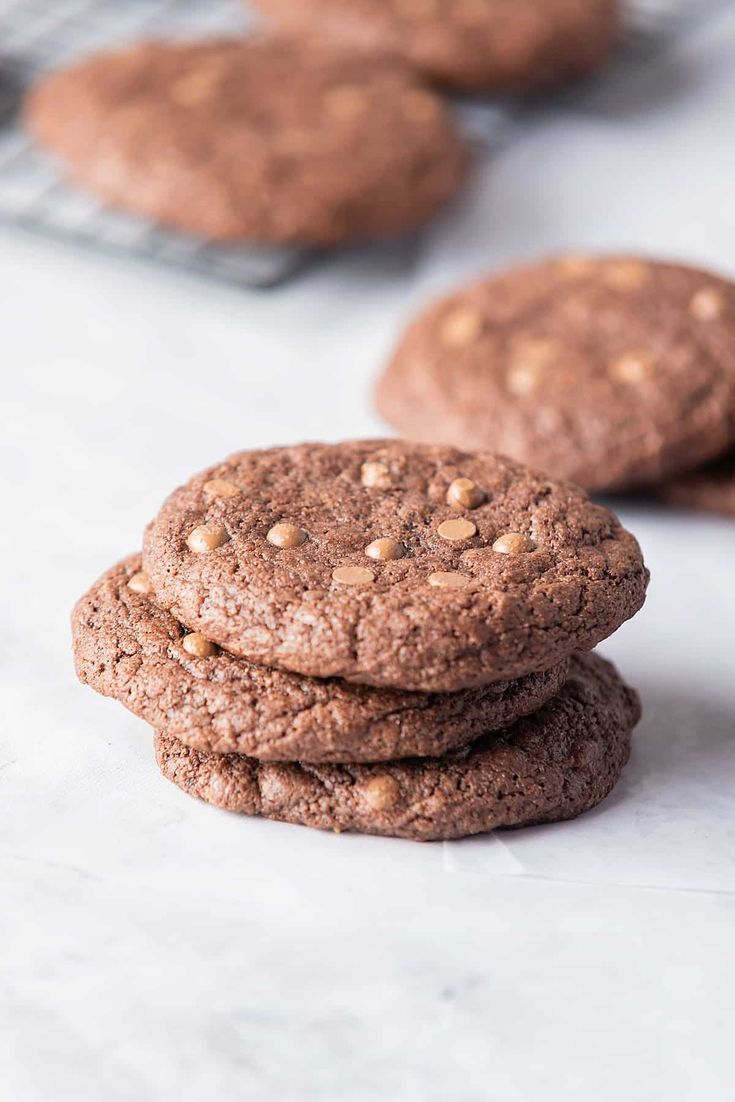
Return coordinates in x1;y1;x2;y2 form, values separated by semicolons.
3;7;735;1101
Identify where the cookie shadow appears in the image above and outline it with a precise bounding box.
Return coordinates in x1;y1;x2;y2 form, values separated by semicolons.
584;680;735;819
0;59;25;123
575;50;704;121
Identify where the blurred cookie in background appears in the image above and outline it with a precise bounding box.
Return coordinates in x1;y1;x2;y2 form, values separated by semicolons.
376;256;735;494
24;38;467;246
251;0;620;94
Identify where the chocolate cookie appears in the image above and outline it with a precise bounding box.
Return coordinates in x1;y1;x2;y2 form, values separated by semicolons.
659;453;735;518
72;555;568;762
25;39;466;246
377;257;735;493
141;440;648;692
155;653;639;841
252;0;619;94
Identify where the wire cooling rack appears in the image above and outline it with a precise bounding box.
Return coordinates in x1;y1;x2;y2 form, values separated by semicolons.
0;0;728;289
0;0;305;287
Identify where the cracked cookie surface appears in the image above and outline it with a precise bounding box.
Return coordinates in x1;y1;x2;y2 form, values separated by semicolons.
252;0;619;94
25;38;466;246
72;555;568;762
155;653;640;841
142;440;648;692
377;257;735;492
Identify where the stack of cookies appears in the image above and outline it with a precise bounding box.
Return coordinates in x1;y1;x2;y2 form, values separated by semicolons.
73;440;648;841
377;255;735;515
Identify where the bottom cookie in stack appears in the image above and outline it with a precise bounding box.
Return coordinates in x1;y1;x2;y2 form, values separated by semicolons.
73;557;639;842
154;653;638;842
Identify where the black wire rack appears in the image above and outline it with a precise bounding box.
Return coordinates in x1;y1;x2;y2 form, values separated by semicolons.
0;0;728;289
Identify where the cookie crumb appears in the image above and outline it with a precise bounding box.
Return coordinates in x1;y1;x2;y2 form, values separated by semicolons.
361;461;392;489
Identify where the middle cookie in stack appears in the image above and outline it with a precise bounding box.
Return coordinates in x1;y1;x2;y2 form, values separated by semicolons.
72;440;648;840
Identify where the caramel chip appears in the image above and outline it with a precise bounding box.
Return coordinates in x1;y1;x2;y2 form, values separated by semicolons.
440;305;484;348
203;478;239;499
507;338;558;396
556;255;597;279
493;532;535;554
447;477;485;510
365;538;404;561
690;287;725;321
428;571;470;589
604;260;649;291
437;518;477;542
267;522;308;549
127;570;151;595
362;774;401;812
171;67;221;107
186;523;229;553
333;565;375;586
182;632;218;658
610;352;654;385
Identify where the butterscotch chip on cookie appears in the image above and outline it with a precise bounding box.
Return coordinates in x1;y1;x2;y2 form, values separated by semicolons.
72;555;570;762
251;0;619;94
141;440;648;692
376;257;735;492
25;39;466;246
155;653;640;842
658;452;735;518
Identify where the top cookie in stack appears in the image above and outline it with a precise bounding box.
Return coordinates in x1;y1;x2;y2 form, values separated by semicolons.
73;440;647;840
141;440;648;692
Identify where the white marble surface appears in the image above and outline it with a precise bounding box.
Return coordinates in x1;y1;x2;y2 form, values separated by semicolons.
3;9;735;1101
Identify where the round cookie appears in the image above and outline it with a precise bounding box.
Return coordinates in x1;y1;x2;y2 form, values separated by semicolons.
377;257;735;493
155;653;640;842
72;555;569;763
658;453;735;519
24;38;466;246
252;0;619;94
141;440;648;692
